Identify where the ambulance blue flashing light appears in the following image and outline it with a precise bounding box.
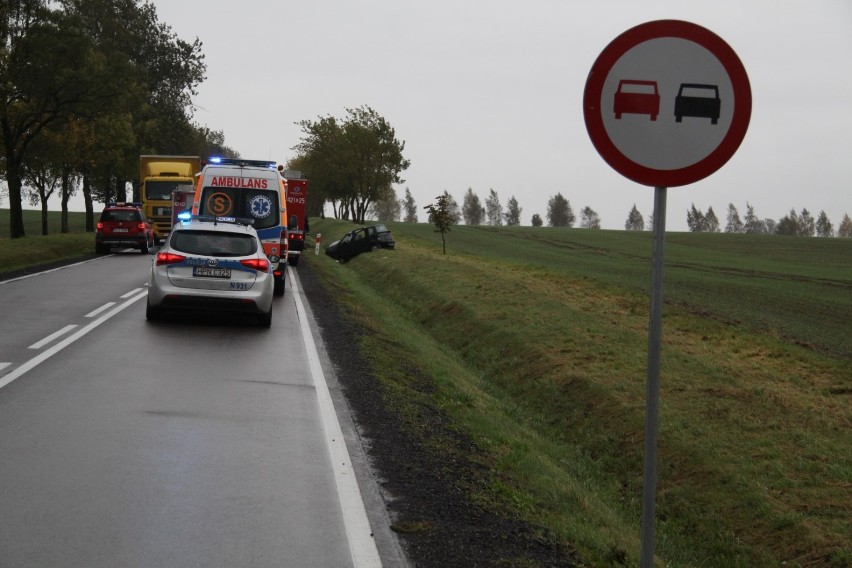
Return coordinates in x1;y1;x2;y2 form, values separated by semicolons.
206;157;276;169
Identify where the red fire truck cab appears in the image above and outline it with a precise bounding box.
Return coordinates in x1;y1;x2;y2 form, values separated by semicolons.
280;168;308;267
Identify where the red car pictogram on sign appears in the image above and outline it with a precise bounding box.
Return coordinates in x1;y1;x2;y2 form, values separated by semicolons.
614;79;660;121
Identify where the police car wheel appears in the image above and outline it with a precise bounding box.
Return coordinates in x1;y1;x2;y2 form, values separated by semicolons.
258;306;273;328
145;301;160;321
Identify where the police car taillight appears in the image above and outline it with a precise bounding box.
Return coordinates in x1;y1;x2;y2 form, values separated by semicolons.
240;258;270;272
155;252;185;266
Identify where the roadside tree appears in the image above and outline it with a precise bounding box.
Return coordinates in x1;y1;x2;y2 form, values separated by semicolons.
547;193;574;227
687;204;706;232
425;193;455;254
580;206;601;229
838;214;852;238
705;206;721;232
776;209;800;236
370;187;401;222
485;189;503;226
816;211;833;237
504;196;522;226
293;106;409;224
402;188;418;222
531;214;543;227
726;203;744;233
625;204;644;231
799;208;816;236
744;203;765;233
462;188;484;225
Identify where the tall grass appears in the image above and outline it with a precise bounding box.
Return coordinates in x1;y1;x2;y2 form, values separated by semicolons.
309;219;851;567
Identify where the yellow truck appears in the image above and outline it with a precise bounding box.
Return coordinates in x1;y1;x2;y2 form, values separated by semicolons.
139;155;202;243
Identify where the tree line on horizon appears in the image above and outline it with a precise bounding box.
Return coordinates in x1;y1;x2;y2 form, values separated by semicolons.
1;0;235;239
368;188;852;237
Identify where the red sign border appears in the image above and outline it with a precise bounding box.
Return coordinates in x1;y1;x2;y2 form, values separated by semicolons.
583;20;752;187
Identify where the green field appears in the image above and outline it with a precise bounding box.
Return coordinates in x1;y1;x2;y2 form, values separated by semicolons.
307;218;851;567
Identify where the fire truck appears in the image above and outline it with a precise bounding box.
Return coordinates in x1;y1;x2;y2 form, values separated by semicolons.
139;155;202;243
279;168;308;267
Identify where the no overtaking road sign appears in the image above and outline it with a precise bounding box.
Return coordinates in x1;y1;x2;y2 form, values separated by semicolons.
584;20;751;187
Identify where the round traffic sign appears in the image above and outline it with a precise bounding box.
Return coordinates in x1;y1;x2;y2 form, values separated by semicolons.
584;20;751;187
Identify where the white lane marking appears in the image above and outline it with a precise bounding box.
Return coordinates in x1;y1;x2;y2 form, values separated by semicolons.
121;288;144;299
85;302;116;318
28;325;78;350
0;291;148;391
290;270;382;568
0;363;11;373
0;257;110;285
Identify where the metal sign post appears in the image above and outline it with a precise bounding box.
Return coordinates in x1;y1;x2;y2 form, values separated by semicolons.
641;186;666;566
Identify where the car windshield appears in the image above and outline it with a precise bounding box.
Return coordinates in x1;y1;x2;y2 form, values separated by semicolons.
145;181;194;201
101;210;140;222
171;230;257;257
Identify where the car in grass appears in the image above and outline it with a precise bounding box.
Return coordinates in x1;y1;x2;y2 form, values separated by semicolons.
325;224;395;262
95;202;155;254
146;215;274;327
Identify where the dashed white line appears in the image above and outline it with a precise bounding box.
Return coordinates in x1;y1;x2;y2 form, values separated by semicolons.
0;290;148;391
120;288;144;299
0;363;11;373
85;302;117;318
28;325;78;350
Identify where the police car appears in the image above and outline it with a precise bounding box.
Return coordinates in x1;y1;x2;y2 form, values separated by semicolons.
146;215;275;327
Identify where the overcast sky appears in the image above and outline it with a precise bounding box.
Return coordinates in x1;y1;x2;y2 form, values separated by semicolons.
10;0;852;231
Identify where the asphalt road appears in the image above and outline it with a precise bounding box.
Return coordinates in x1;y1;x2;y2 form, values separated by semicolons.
0;251;399;567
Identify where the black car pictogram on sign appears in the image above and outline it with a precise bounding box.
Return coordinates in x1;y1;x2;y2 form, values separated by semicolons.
674;83;721;124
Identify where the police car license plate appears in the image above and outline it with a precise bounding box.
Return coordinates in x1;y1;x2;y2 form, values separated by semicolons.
193;266;231;278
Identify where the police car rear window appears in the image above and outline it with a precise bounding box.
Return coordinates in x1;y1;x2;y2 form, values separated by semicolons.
198;187;279;230
171;230;258;257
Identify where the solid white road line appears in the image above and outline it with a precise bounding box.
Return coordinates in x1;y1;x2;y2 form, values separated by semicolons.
290;269;383;568
0;363;11;373
0;291;148;391
85;302;117;318
0;257;109;286
28;325;78;349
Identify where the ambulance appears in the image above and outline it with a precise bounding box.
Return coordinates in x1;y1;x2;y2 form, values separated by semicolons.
190;158;288;296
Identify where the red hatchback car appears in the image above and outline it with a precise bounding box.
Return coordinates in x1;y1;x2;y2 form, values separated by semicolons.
95;203;155;254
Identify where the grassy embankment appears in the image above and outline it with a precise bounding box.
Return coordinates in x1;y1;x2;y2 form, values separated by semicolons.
0;210;93;276
307;218;851;567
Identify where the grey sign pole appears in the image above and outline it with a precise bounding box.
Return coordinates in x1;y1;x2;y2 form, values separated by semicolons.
641;186;667;568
